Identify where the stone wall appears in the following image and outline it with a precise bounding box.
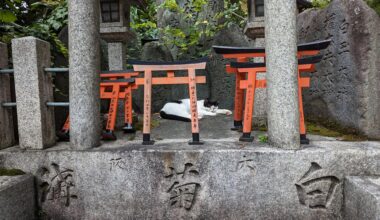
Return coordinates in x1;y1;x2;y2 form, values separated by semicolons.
297;0;380;138
1;141;380;219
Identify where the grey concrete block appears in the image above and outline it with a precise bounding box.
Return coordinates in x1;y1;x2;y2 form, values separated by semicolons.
107;42;126;71
69;0;101;149
0;42;15;149
297;0;380;138
0;174;35;220
344;176;380;220
11;37;55;149
1;140;380;219
265;0;300;149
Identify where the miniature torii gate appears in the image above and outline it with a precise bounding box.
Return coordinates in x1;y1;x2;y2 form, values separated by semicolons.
68;0;306;149
213;39;331;144
59;71;139;141
129;58;207;145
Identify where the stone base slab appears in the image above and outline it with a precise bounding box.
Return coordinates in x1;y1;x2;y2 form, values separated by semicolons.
1;140;380;219
344;176;380;220
0;174;35;220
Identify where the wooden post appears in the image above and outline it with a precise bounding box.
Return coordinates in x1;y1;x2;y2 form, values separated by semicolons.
124;86;133;128
232;57;248;131
188;68;203;145
142;70;154;145
240;70;257;142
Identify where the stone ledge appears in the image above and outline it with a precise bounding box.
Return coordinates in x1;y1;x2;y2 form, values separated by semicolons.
0;174;35;220
1;141;380;219
344;176;380;220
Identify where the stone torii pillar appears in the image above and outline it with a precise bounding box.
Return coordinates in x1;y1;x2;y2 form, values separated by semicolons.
264;0;300;149
68;0;101;149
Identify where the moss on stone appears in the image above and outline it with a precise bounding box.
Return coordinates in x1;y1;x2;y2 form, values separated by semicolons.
0;168;25;176
306;121;368;141
306;122;342;137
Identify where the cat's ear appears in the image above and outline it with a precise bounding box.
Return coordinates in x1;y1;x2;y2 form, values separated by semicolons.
204;98;210;107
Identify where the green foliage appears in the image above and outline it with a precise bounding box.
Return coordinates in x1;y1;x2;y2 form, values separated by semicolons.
258;135;268;143
311;0;331;9
312;0;380;15
130;0;158;40
366;0;380;15
0;0;68;57
131;0;247;59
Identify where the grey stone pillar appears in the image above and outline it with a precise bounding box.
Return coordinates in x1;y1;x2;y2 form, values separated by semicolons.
0;42;15;149
69;0;101;149
108;42;126;71
264;0;300;149
12;37;56;149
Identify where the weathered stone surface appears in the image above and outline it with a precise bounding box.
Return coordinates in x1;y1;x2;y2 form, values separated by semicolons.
69;0;101;149
344;176;380;220
12;37;55;149
108;42;126;71
0;174;35;220
0;42;15;149
209;23;253;110
297;0;380;138
265;0;300;149
1;140;380;219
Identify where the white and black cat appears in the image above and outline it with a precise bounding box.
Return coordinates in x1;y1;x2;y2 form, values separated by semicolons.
160;99;232;122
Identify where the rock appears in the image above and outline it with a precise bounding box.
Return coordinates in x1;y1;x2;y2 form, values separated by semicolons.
344;176;380;220
0;174;35;220
297;0;380;138
2;140;380;219
208;23;253;110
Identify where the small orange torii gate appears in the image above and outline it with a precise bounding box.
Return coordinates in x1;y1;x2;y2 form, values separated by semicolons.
129;58;207;145
59;71;139;141
213;39;331;144
231;55;323;144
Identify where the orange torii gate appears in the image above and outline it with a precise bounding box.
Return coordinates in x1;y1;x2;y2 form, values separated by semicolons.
231;55;323;144
58;71;139;141
129;58;207;145
213;39;331;144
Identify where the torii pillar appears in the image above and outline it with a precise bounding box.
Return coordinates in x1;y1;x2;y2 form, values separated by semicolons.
68;0;101;149
265;0;300;149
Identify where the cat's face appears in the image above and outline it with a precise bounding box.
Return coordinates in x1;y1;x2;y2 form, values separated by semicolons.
204;99;219;112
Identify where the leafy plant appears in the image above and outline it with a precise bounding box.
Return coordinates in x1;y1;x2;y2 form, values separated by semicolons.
311;0;331;9
366;0;380;15
311;0;380;15
130;0;247;59
258;135;268;143
0;0;68;57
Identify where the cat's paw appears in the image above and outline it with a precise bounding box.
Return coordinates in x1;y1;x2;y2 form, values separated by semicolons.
225;110;232;115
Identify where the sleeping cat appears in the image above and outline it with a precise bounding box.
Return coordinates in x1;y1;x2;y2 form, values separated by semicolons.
160;99;232;122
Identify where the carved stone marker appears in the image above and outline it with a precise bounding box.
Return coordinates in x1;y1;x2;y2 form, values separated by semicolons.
0;42;15;149
12;37;56;149
297;0;380;138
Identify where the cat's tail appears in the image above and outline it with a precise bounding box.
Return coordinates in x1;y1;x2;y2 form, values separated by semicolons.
160;111;191;122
